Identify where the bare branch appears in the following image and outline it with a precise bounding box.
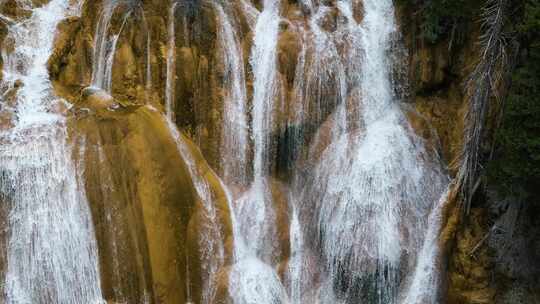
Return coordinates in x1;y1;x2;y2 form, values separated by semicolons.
455;0;516;214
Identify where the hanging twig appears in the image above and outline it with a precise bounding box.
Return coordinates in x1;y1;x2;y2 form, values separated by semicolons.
469;224;502;257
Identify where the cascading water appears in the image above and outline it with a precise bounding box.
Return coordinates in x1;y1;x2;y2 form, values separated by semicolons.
214;1;249;188
165;1;178;120
0;0;104;303
140;10;153;92
214;1;290;303
0;0;456;302
297;0;450;303
400;185;452;304
235;0;282;262
91;0;132;92
285;8;350;299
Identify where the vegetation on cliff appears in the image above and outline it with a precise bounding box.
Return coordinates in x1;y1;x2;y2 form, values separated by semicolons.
398;0;480;44
488;0;540;203
405;0;540;209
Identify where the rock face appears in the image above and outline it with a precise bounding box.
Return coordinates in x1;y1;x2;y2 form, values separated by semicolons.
68;88;231;303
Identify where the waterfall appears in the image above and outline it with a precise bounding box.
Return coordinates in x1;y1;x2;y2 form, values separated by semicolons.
232;0;282;262
0;0;457;302
91;0;116;90
221;1;291;303
400;186;451;304
165;1;178;120
141;10;152;91
0;0;104;303
250;0;280;184
297;0;450;303
212;0;252;269
287;207;307;304
91;0;132;92
214;2;249;188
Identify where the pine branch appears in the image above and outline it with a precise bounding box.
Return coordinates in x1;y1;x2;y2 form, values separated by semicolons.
456;0;516;214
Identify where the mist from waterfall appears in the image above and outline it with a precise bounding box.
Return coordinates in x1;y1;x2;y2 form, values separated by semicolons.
0;0;104;303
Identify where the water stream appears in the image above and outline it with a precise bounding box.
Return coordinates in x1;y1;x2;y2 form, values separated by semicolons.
163;3;227;302
161;113;225;304
165;1;179;120
297;1;450;303
0;1;104;303
214;1;249;188
91;0;132;93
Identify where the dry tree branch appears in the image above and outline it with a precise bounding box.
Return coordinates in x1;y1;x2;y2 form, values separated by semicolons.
455;0;516;215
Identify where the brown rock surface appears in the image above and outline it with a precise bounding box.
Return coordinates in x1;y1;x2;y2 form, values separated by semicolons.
68;88;231;304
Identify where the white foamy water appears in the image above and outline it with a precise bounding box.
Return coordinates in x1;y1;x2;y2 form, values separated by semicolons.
0;0;104;303
294;0;449;303
214;2;249;187
219;1;290;303
229;257;289;304
230;0;282;262
91;0;132;93
400;186;451;304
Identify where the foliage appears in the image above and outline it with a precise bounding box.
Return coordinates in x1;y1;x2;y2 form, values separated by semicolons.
400;0;540;206
399;0;480;43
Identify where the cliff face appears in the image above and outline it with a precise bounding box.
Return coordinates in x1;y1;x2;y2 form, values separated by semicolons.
398;3;540;304
1;0;536;303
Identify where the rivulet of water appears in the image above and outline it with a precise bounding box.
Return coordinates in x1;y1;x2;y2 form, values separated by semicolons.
165;0;179;120
214;2;250;188
91;0;132;93
155;88;227;304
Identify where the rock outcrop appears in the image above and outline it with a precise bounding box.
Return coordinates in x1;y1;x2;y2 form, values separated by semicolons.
68;88;232;303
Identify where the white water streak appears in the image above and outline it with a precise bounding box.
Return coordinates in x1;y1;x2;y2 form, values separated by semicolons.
223;1;290;303
214;3;249;187
165;1;178;120
0;0;104;303
157;106;224;304
91;1;131;93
